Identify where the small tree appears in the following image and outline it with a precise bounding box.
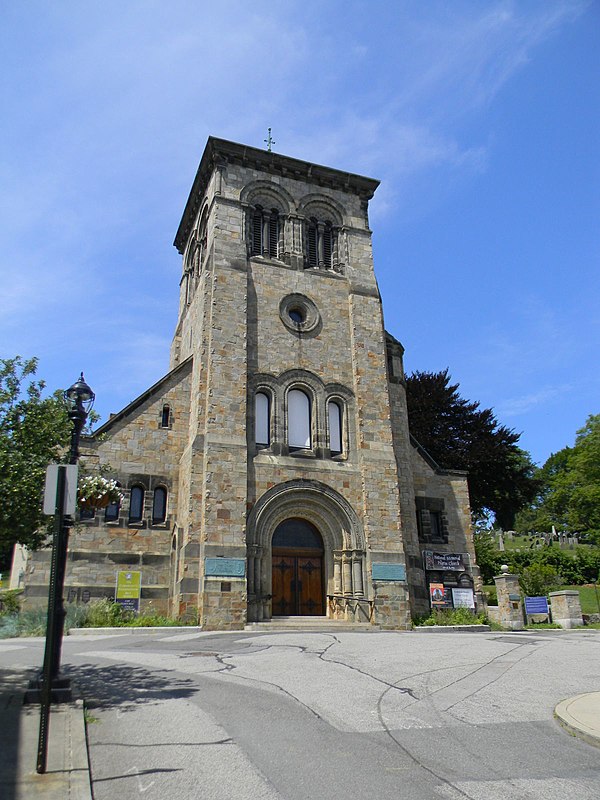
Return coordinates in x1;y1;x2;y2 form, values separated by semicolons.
519;563;561;597
0;357;70;569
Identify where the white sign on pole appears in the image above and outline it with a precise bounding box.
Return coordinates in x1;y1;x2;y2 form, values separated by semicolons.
43;464;78;515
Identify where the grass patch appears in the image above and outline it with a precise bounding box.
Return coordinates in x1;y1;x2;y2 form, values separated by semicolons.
559;585;600;616
524;622;562;630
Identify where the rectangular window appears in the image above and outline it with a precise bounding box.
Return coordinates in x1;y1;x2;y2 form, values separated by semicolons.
328;401;342;454
255;392;270;446
288;389;311;449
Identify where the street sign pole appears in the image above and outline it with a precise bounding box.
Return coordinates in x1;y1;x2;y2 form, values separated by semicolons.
37;465;67;774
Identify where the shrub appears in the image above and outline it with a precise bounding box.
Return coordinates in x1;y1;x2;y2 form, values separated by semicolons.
83;598;133;627
0;589;22;616
519;563;562;597
414;608;488;627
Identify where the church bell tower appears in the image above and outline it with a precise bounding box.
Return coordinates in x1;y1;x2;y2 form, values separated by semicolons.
170;137;413;629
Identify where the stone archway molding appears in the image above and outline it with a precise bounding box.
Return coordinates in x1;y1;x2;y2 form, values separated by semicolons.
246;479;366;622
247;479;364;553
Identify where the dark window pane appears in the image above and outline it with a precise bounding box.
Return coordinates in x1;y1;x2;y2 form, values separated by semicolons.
105;500;120;522
129;486;144;522
152;487;167;524
161;405;170;428
272;518;323;550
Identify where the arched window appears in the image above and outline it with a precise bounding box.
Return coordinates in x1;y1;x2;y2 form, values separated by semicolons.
161;405;170;428
255;391;270;447
152;487;167;525
129;486;145;523
105;483;122;522
288;389;311;450
251;206;279;258
328;400;343;455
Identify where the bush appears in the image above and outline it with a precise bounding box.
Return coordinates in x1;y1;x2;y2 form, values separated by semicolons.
519;563;562;597
413;608;488;627
0;589;22;616
83;598;133;627
0;602;88;638
483;586;497;605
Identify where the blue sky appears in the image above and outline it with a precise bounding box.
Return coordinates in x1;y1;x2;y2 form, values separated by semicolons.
1;1;598;466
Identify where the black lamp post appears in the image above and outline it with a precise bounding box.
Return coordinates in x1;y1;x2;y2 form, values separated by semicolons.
37;373;94;774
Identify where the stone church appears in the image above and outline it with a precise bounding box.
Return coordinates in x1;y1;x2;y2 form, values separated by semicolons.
23;137;481;629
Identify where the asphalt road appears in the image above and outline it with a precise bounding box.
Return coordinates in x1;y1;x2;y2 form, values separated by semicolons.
2;628;600;799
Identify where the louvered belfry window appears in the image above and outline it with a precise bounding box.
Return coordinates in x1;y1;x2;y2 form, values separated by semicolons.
251;207;263;256
268;211;279;258
251;206;279;258
307;219;318;267
323;224;333;268
306;218;334;269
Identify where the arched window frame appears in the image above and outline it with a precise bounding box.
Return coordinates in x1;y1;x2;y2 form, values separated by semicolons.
254;390;271;448
287;387;312;451
128;485;145;524
327;398;344;456
161;404;171;429
152;486;168;525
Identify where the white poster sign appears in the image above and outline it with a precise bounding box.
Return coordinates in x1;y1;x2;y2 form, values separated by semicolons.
43;464;78;515
452;587;475;609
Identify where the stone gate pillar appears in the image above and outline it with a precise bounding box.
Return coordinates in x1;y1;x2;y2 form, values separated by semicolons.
494;571;524;631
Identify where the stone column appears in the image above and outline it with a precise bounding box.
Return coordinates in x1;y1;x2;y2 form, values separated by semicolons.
549;590;583;629
494;573;524;631
352;554;364;596
342;553;352;596
333;554;342;595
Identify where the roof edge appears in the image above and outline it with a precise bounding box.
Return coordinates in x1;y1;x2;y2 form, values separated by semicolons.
86;356;193;438
410;434;469;477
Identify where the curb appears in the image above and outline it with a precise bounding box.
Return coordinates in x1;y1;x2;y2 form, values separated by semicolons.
555;693;600;750
412;624;491;633
68;626;204;636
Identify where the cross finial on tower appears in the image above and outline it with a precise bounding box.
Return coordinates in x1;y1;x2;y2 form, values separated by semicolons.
264;127;276;152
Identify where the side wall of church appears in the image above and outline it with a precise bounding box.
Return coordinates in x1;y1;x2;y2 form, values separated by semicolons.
22;362;192;614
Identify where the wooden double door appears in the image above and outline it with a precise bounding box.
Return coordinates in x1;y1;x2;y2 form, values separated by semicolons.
272;548;324;616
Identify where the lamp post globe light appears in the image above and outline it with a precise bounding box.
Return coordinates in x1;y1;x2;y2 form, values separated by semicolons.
36;373;94;774
64;372;95;464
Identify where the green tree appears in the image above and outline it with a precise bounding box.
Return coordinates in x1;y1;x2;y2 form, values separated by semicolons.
519;563;562;597
473;532;503;584
0;357;70;570
515;415;600;542
405;369;538;527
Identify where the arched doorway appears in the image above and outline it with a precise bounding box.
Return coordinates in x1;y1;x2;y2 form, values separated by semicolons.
271;518;324;616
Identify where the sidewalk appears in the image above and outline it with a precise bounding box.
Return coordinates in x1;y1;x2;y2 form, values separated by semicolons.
555;691;600;750
0;669;92;800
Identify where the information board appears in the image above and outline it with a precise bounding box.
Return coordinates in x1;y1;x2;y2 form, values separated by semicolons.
524;596;549;615
115;570;142;613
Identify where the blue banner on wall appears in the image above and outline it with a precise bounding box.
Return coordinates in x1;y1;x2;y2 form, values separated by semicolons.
372;562;406;581
205;558;246;578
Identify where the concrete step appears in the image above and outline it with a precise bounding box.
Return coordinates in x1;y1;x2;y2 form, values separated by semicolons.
245;616;378;632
